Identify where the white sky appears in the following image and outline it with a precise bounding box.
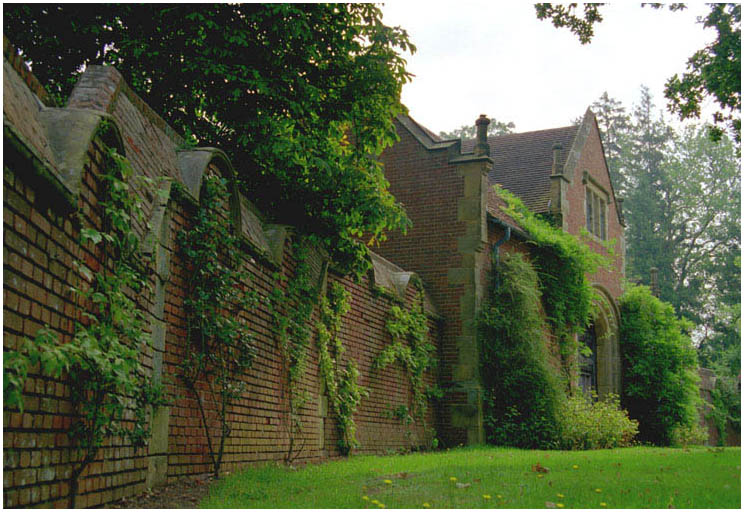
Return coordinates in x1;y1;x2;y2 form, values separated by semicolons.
381;2;718;134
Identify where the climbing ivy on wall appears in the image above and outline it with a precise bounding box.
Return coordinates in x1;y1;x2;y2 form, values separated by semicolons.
478;251;639;450
494;185;606;380
3;144;164;507
316;281;367;455
268;240;317;463
375;291;438;445
477;251;564;449
178;173;257;478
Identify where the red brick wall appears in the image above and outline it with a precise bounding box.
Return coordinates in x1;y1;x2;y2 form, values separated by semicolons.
4;135;151;508
3;55;439;508
563;121;625;300
377;123;467;445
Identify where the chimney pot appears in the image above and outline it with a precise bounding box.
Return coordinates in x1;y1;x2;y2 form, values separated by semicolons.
475;115;490;156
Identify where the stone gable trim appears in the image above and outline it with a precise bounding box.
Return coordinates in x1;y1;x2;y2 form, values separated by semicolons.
568;109;624;226
3;105;125;213
368;250;440;319
395;114;459;151
4;122;76;211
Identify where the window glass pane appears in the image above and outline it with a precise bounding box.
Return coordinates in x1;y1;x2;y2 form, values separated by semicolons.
600;200;606;239
594;193;600;236
586;189;593;232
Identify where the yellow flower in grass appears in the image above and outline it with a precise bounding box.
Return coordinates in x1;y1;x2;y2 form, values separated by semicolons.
496;494;503;499
378;503;386;509
557;504;565;508
449;476;457;482
483;495;491;500
384;479;393;485
537;474;544;478
600;502;608;507
572;465;579;469
423;503;431;508
362;496;370;501
371;499;380;505
595;488;602;493
556;494;564;499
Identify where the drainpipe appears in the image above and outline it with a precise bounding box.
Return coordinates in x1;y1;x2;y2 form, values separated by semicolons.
488;216;528;291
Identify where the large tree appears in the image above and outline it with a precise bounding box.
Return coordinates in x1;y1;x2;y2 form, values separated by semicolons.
585;92;632;193
536;3;741;143
589;88;741;350
4;4;416;273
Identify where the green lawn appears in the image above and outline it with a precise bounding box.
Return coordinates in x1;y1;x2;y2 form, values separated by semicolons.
201;446;741;509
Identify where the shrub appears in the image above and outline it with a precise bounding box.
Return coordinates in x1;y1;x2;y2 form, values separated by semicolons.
708;372;740;445
619;284;701;445
558;393;639;450
670;423;708;447
478;251;564;449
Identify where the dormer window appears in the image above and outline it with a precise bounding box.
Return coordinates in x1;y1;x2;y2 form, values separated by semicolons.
586;187;606;240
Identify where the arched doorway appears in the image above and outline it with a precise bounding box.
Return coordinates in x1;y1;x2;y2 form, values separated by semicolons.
579;324;598;396
583;286;621;397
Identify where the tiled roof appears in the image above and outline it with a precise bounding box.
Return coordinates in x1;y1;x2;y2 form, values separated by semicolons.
462;125;579;213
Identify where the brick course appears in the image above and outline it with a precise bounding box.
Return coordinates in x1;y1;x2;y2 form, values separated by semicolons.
4;51;439;507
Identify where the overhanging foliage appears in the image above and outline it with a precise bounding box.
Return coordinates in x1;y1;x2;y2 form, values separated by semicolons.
4;4;415;274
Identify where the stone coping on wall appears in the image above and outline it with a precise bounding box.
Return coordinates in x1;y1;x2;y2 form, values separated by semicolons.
368;250;439;318
4;47;441;314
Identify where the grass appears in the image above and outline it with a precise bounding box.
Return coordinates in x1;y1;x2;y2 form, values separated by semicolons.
200;445;741;509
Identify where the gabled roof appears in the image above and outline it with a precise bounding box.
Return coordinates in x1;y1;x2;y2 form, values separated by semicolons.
395;114;459;150
462;125;579;213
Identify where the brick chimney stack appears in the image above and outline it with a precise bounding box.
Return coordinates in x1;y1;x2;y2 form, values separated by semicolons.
475;114;490;156
551;142;563;175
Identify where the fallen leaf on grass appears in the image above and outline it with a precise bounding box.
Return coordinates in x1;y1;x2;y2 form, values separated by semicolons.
546;501;557;508
532;462;550;473
455;482;471;489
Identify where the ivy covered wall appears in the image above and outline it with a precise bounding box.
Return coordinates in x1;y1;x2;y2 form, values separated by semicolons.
2;44;440;508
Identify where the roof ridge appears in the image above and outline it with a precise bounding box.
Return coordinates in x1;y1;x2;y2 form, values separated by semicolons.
462;124;578;144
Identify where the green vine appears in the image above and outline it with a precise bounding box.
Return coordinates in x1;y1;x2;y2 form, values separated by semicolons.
375;291;438;440
268;240;317;463
3;146;164;507
477;251;564;449
178;173;257;479
495;185;607;382
316;281;367;455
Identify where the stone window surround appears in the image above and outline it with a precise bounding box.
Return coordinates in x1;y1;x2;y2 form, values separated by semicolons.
583;170;608;241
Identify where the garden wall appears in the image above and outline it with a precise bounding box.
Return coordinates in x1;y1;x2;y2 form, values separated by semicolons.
3;41;440;508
